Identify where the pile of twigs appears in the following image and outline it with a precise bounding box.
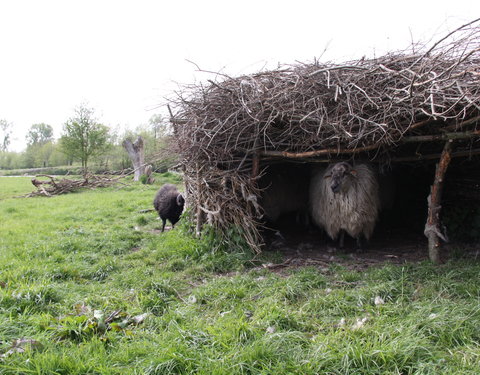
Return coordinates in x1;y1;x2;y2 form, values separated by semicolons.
24;174;124;197
169;19;480;252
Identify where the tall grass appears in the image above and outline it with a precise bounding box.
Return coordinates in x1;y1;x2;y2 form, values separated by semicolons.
1;176;479;374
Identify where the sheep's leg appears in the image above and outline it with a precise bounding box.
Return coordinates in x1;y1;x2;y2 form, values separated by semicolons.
356;236;363;252
161;219;167;232
339;231;345;248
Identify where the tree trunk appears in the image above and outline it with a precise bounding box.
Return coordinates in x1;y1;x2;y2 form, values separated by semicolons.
122;136;145;181
144;164;155;184
424;140;453;264
83;157;88;175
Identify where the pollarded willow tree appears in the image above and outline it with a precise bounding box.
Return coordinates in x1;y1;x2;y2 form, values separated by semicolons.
60;104;111;173
122;136;145;181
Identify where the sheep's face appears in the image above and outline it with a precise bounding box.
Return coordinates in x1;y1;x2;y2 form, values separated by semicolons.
327;162;355;194
176;194;185;207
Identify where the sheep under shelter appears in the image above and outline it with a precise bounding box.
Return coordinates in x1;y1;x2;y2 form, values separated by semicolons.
169;20;480;263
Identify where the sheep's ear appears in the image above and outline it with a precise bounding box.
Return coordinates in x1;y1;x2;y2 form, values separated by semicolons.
323;174;331;179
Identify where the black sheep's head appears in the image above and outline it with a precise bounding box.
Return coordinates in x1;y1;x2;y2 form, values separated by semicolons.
176;194;185;207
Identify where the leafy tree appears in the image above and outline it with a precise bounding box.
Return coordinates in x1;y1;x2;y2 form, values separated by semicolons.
0;151;22;169
100;126;131;171
60;104;111;172
21;146;36;168
23;142;56;168
0;119;12;152
49;143;71;167
149;114;170;143
22;123;55;168
26;123;54;146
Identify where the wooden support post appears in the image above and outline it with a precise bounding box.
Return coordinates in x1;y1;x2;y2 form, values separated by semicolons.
195;163;204;237
425;140;453;264
196;205;204;237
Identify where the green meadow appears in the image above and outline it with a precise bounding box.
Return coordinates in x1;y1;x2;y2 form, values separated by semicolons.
0;176;479;374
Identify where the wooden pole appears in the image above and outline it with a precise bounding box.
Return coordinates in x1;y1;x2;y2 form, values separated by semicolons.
389;148;480;162
259;117;480;160
260;143;380;158
425;140;453;264
401;129;480;143
195;163;204;237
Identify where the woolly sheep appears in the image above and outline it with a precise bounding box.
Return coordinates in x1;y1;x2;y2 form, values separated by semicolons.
309;162;380;248
153;184;185;232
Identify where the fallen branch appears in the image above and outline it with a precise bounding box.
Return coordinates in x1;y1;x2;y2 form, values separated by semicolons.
22;174;125;198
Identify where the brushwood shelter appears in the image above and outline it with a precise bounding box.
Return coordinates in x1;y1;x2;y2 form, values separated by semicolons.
169;23;480;263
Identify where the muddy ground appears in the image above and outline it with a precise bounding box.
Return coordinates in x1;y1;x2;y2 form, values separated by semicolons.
155;219;479;272
261;222;480;272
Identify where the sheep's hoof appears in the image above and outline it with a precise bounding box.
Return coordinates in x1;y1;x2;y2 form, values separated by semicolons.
355;237;364;253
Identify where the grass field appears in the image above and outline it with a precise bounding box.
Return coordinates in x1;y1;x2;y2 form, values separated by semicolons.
1;175;479;374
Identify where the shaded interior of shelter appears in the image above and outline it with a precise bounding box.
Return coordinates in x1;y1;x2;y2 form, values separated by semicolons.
258;155;480;256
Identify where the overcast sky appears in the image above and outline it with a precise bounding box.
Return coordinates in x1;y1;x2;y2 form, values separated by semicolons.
1;0;479;151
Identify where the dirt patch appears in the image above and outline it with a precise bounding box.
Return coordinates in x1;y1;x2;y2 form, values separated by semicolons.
147;225;175;234
259;225;470;272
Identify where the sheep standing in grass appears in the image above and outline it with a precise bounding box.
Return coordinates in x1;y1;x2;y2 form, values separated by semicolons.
310;162;380;249
153;184;185;232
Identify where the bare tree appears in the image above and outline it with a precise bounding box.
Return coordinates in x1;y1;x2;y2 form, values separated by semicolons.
122;136;145;181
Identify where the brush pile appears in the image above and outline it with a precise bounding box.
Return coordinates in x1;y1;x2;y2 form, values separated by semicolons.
25;174;124;197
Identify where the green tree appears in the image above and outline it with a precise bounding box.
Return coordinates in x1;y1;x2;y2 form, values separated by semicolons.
26;123;54;146
60;104;110;172
100;126;131;171
0;119;12;152
23;123;55;168
28;142;55;168
0;151;22;169
22;146;36;168
149;114;170;144
49;143;71;167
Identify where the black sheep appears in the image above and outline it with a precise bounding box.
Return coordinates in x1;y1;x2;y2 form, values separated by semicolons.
153;184;185;232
